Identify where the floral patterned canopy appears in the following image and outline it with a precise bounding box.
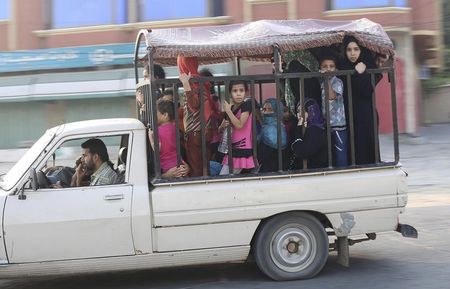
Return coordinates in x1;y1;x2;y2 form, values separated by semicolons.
139;18;394;65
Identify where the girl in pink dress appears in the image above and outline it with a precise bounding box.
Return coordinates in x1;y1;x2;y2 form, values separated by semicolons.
148;100;189;178
219;80;255;175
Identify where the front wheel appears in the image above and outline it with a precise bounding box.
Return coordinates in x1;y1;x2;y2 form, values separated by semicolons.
253;212;329;281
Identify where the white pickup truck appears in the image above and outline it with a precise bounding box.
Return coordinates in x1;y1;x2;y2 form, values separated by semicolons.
0;117;415;280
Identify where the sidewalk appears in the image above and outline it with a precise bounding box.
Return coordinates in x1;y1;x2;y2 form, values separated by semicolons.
396;123;450;193
1;124;450;193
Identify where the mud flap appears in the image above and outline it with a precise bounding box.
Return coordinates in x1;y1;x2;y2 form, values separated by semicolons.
396;223;418;238
336;237;349;267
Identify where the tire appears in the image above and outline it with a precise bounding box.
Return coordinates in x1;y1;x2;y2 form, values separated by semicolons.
253;212;329;281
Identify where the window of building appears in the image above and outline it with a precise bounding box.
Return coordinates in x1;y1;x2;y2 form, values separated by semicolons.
51;0;127;29
138;0;222;21
329;0;407;10
0;0;10;20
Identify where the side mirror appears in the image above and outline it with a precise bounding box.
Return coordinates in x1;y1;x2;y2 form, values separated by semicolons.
29;167;38;191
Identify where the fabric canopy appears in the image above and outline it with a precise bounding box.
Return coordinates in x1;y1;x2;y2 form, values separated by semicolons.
140;18;394;65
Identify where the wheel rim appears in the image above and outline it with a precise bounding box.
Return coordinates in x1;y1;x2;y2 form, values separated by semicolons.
269;224;317;273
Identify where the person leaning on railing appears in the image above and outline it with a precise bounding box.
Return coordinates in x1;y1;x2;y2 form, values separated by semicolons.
218;80;255;175
199;68;223;164
136;59;166;120
319;55;348;167
177;55;214;177
339;36;379;165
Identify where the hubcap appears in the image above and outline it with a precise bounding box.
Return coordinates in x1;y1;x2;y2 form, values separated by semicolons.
270;224;317;273
287;240;299;253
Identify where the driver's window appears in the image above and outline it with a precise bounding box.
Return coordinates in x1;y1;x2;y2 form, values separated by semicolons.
40;135;128;189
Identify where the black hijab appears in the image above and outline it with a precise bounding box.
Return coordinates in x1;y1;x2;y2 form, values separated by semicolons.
340;36;377;71
287;59;321;109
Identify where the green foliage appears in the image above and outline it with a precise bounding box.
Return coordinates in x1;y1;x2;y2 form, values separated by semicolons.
423;73;450;93
424;1;450;92
444;0;450;47
421;74;450;95
444;48;450;73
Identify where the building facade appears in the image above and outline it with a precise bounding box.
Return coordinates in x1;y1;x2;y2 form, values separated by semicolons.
0;0;443;148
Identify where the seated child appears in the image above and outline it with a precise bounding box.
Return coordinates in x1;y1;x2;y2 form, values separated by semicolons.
148;100;190;178
257;98;287;172
260;98;288;149
290;98;328;169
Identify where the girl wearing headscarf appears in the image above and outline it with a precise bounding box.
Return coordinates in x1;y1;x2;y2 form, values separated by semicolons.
290;98;328;169
178;55;214;176
339;36;378;165
257;98;288;172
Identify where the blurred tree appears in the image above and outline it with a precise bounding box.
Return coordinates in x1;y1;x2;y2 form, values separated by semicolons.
444;0;450;47
422;0;450;92
443;0;450;73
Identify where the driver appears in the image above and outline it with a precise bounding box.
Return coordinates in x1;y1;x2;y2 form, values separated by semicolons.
70;138;119;187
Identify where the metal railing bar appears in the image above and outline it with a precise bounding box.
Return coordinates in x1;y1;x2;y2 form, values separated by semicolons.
346;74;356;166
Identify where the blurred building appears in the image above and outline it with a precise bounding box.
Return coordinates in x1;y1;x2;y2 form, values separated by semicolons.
0;0;443;148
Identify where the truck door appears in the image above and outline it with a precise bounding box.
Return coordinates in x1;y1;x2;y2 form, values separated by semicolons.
3;134;135;263
3;185;134;263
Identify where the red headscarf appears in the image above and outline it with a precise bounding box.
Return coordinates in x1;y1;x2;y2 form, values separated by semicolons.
177;55;213;121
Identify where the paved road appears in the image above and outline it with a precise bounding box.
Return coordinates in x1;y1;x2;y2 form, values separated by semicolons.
1;196;449;289
1;123;450;289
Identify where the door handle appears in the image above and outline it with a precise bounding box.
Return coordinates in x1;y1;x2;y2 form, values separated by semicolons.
104;194;124;201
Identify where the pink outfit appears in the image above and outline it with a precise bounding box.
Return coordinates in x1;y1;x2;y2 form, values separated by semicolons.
222;101;255;169
158;122;178;173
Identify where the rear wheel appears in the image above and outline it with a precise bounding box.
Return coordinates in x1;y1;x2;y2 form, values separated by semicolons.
254;212;329;280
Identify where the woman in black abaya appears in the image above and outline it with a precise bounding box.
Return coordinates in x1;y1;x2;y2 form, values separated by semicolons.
339;36;378;165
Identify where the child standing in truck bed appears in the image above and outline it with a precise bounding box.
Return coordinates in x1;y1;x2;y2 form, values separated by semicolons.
219;80;255;175
319;55;348;167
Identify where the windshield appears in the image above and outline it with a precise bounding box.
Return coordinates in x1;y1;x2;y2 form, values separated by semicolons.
0;129;56;191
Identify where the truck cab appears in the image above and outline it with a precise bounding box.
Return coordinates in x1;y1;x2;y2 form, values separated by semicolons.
0;119;150;263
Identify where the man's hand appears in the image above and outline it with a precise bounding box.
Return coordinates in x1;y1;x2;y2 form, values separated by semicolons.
75;163;85;178
72;162;87;187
